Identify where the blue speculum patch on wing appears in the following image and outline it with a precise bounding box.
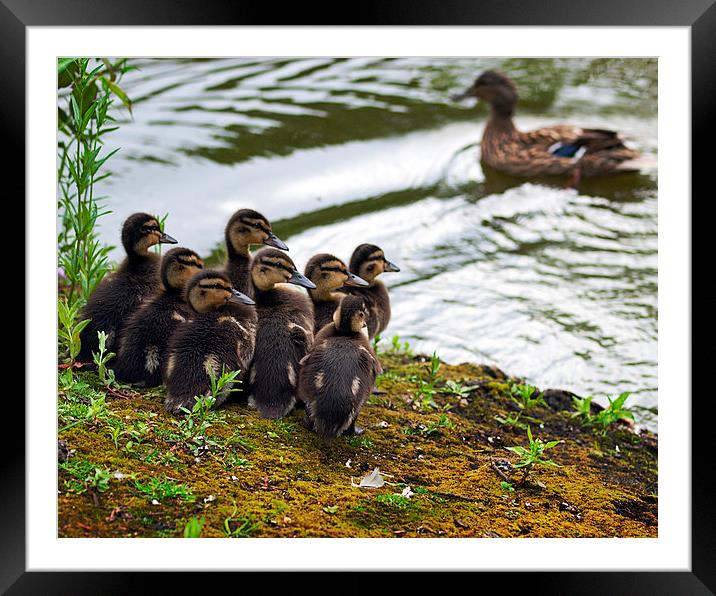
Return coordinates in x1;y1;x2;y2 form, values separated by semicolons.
549;142;587;160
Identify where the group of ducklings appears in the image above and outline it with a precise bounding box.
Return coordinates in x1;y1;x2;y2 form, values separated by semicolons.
78;210;400;439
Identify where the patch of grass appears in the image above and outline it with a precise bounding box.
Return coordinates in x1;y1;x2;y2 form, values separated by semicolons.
226;431;257;452
133;475;195;502
368;395;396;409
223;503;262;538
223;452;251;470
58;370;110;432
403;414;454;437
272;419;297;435
59;459;112;494
375;494;414;509
345;435;373;449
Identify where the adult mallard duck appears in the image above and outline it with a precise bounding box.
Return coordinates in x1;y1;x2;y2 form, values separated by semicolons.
452;70;645;182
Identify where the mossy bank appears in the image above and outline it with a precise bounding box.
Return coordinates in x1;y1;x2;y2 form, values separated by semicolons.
58;349;657;538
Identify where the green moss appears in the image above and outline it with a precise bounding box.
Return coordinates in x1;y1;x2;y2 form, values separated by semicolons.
58;353;657;538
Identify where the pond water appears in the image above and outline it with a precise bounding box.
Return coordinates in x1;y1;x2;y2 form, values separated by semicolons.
95;57;658;428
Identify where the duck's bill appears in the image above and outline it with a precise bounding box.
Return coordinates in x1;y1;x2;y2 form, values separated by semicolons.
263;233;289;251
159;232;178;244
228;288;255;306
383;259;400;272
450;89;473;102
288;270;317;289
344;273;369;287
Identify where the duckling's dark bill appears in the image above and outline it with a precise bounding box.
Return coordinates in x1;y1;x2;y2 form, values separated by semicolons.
264;233;289;251
344;273;369;287
229;288;255;305
288;270;317;289
159;232;178;244
384;260;400;272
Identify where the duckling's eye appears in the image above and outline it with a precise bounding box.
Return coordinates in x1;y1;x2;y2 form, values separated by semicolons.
367;265;375;272
321;272;328;278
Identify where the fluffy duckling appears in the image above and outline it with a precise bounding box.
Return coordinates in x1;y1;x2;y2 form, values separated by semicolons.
247;248;316;419
341;244;400;339
304;253;368;333
224;208;288;296
77;213;177;363
113;247;204;387
164;270;256;414
298;295;382;438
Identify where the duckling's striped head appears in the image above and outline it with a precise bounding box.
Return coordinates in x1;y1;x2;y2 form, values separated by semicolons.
451;70;518;117
332;295;369;335
251;248;316;291
161;247;204;291
185;270;255;313
348;244;400;285
225;209;288;257
122;213;177;256
305;253;368;299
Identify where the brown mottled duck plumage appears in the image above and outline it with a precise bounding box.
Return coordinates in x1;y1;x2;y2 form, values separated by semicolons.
452;70;641;179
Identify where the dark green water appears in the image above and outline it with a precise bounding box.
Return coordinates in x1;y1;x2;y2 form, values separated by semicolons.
97;57;658;428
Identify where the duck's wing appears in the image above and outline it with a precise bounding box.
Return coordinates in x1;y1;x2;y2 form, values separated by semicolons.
522;125;631;153
520;124;582;147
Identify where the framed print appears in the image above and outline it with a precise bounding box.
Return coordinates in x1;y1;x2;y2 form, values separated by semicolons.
7;0;710;592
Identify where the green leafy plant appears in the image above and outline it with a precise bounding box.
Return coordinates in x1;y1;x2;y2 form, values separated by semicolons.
495;383;546;428
571;392;634;434
372;334;382;356
153;212;170;255
571;395;594;421
412;352;445;411
57;58;134;308
57;297;91;363
92;331;116;385
175;365;237;455
183;516;205;538
390;335;413;356
505;426;561;486
59;459;111;494
500;481;515;493
426;351;441;382
593;392;634;431
440;380;472;398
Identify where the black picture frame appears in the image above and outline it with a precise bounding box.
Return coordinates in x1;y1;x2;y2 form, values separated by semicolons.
8;0;708;592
